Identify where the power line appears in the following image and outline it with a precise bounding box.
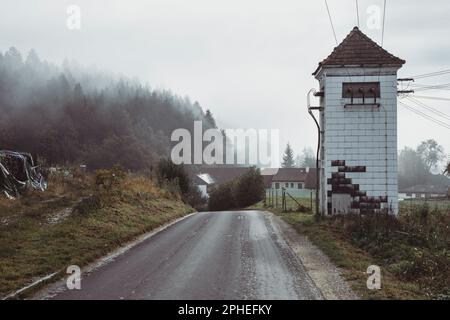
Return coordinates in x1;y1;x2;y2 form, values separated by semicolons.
356;0;360;27
413;83;450;92
412;95;450;102
399;102;450;129
381;0;387;46
324;0;338;45
410;82;450;88
323;0;353;83
408;69;450;80
405;96;450;120
376;0;387;84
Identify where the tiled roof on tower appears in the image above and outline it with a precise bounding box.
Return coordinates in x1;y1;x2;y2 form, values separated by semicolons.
313;26;405;75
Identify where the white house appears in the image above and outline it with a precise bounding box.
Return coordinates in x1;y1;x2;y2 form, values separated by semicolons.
270;168;313;197
399;185;449;200
193;173;215;198
313;27;405;215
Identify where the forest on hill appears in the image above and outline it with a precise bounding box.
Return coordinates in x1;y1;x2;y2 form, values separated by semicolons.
0;47;218;171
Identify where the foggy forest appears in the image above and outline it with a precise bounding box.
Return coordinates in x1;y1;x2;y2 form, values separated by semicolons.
0;47;218;171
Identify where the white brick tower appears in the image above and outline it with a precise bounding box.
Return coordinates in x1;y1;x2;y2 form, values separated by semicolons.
313;27;405;216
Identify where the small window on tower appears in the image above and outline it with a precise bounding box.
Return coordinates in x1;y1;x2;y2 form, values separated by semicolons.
342;82;380;107
342;82;380;98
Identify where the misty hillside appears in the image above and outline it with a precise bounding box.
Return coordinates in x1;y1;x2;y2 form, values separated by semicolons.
0;47;217;170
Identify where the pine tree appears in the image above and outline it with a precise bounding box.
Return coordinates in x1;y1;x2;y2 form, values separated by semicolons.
282;143;295;168
205;109;216;128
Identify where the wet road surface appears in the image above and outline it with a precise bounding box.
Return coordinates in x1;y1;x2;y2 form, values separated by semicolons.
49;211;323;300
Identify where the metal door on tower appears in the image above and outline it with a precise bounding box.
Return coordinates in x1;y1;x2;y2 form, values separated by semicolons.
331;194;351;215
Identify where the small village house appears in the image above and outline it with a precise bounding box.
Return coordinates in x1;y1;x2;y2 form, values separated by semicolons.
271;168;308;195
399;185;449;200
263;167;317;198
191;167;253;198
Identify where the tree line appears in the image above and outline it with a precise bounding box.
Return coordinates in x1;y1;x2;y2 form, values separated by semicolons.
280;139;449;189
398;139;449;189
281;143;316;168
0;47;217;171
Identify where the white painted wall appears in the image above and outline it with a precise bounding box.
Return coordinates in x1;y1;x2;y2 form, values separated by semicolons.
316;67;400;215
271;181;304;190
197;184;209;198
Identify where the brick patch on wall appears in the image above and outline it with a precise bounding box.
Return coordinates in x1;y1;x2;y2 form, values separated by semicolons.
327;160;389;215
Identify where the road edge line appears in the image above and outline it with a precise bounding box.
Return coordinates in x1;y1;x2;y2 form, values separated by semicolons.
263;210;359;300
4;211;198;300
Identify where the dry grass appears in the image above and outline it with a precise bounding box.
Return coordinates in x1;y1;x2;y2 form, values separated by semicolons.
0;170;194;298
259;199;449;300
278;212;427;300
122;175;172;199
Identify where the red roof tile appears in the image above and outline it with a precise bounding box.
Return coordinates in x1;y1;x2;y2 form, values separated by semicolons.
305;168;318;189
313;27;405;75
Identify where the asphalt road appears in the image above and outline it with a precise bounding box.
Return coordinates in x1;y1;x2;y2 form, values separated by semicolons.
49;211;323;300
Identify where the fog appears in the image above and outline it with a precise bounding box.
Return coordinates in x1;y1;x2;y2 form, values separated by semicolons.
1;0;449;164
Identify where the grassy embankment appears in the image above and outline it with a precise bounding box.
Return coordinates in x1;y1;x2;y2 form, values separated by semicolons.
0;169;194;298
251;197;450;300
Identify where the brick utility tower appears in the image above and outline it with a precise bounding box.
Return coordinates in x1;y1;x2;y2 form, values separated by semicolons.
312;27;405;216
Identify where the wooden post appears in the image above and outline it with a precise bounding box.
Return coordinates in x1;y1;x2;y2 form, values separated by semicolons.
271;189;273;207
275;190;278;208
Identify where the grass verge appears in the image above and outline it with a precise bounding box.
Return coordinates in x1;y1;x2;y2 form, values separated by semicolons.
255;200;449;300
0;171;194;298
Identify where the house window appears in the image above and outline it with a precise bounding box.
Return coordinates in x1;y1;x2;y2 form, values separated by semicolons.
298;183;303;189
275;183;280;189
285;183;289;188
290;183;294;188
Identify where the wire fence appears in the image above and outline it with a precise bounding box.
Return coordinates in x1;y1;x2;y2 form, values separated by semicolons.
399;197;450;215
265;188;315;213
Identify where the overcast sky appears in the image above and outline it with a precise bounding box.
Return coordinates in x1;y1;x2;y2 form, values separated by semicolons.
1;0;449;162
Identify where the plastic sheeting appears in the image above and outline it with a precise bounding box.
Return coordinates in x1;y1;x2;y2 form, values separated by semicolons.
0;150;47;199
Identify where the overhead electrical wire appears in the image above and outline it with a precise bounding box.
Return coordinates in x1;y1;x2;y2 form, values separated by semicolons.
407;69;450;80
412;95;450;102
409;82;450;88
412;83;450;92
405;96;450;120
323;0;353;82
399;102;450;129
324;0;338;45
377;0;387;84
356;0;360;27
381;0;387;46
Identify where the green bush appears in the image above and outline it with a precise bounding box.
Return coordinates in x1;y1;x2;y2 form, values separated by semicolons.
327;207;450;298
156;158;190;195
156;158;207;210
208;182;237;211
208;167;265;211
234;167;265;208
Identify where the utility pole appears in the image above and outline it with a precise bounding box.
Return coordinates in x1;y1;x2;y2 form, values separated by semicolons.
307;89;323;219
